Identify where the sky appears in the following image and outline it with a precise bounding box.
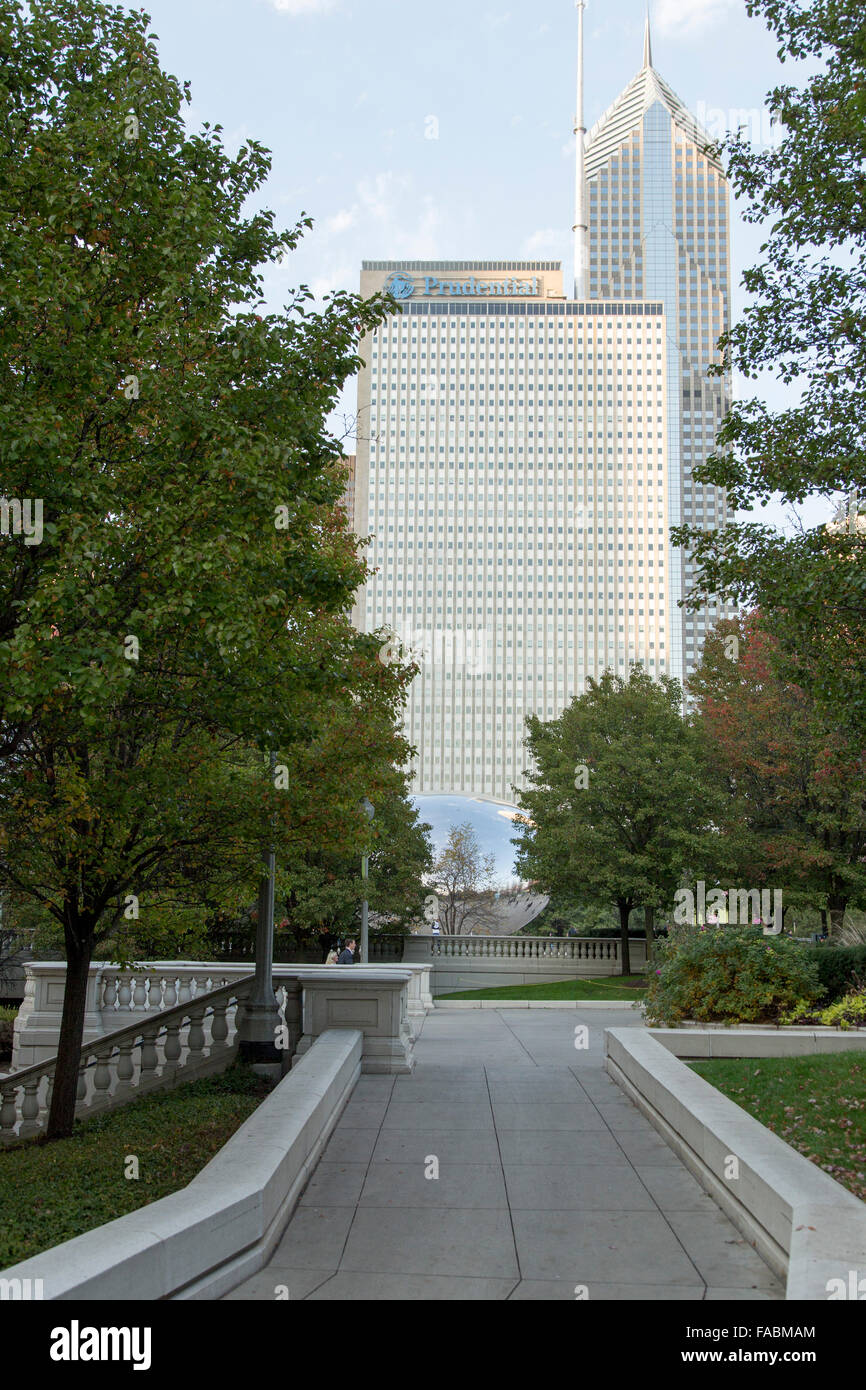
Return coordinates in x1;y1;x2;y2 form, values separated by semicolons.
413;795;527;887
120;0;830;538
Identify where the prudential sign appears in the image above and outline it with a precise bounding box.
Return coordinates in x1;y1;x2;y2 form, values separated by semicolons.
384;272;541;300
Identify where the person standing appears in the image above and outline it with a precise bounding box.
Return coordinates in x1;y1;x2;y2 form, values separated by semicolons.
337;937;357;964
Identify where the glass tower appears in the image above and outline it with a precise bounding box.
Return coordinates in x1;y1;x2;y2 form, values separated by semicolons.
585;31;733;684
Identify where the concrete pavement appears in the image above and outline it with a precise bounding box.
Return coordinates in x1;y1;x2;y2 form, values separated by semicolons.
224;1007;784;1301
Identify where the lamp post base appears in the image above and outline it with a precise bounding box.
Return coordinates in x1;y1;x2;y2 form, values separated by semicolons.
236;997;281;1067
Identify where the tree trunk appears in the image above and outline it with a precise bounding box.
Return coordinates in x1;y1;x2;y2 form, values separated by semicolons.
644;903;654;965
819;907;828;936
827;896;847;939
618;900;632;976
47;928;94;1141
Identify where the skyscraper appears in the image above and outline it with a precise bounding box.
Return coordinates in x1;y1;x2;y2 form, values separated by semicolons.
585;14;732;683
352;15;730;801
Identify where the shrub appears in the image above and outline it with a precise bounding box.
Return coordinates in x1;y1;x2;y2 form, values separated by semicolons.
806;946;866;1003
781;988;866;1030
643;925;823;1026
0;1006;17;1054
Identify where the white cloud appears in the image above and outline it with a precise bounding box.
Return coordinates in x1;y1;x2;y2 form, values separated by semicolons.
326;207;356;235
315;172;446;261
523;227;564;255
268;0;336;14
654;0;739;37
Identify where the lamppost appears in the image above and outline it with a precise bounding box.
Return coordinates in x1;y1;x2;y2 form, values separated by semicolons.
360;797;375;963
238;748;280;1066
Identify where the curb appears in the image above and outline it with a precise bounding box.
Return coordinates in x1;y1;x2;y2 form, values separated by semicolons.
433;998;640;1010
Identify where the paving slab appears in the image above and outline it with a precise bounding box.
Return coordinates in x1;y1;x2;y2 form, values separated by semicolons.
223;1266;336;1300
340;1207;519;1278
511;1208;704;1284
359;1162;508;1209
491;1101;609;1131
381;1101;494;1131
662;1209;785;1291
299;1163;369;1208
508;1280;706;1301
309;1274;518;1301
319;1127;380;1165
371;1128;503;1165
503;1163;658;1211
226;1007;783;1302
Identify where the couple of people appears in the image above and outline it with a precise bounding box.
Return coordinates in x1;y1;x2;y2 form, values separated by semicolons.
325;937;358;965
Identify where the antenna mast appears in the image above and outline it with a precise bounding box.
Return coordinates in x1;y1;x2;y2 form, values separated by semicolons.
573;1;588;299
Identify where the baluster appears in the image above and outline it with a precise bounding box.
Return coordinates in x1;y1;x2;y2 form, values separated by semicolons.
139;1025;161;1090
177;973;192;1006
132;976;148;1012
102;975;118;1011
281;980;302;1057
1;1083;19;1141
114;1040;135;1099
18;1079;41;1138
163;977;177;1010
210;999;229;1050
187;1006;206;1059
92;1048;113;1110
117;974;132;1012
76;1062;89;1107
163;1020;182;1078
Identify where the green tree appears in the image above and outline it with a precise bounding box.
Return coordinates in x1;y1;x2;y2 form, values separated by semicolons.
274;784;433;948
0;0;395;1137
689;614;866;935
672;0;866;736
427;823;498;936
513;667;719;974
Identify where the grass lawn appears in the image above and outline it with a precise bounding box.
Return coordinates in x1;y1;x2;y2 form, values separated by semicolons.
436;975;647;1002
0;1064;274;1270
689;1053;866;1203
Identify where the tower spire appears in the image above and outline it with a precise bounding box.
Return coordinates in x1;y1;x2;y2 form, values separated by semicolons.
643;8;652;68
573;0;588;299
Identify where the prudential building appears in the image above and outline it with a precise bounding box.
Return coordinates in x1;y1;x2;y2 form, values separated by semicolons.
352;14;732;804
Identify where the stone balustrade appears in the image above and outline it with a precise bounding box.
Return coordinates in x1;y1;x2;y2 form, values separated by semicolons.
403;933;648;993
1;961;423;1139
429;935;636;961
0;977;260;1145
10;960;432;1069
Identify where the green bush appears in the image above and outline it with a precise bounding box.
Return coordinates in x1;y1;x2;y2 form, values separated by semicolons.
806;946;866;1002
781;988;866;1030
0;1005;16;1054
643;926;824;1026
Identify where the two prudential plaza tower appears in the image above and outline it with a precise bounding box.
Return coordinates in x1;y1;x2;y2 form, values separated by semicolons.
351;15;732;805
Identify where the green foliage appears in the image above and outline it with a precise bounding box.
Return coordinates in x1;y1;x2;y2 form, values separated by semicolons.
0;0;412;1136
0;1064;272;1268
781;987;866;1030
689;616;866;933
806;945;866;1003
643;925;823;1025
514;666;721;970
672;0;866;737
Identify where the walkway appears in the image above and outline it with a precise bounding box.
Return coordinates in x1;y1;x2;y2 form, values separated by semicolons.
224;1008;784;1301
